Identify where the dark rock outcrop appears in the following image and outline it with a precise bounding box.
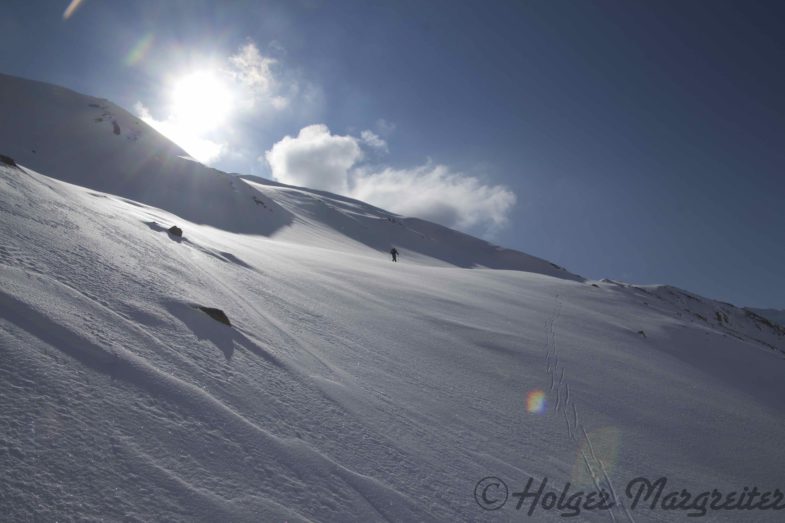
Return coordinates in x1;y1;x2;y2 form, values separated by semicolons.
0;154;17;167
197;307;231;326
168;225;183;237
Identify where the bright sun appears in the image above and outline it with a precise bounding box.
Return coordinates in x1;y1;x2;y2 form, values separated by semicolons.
171;71;234;132
139;69;238;163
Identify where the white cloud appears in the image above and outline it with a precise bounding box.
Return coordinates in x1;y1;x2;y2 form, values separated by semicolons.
271;95;290;110
352;163;516;231
360;130;388;153
265;124;363;193
375;118;396;136
229;42;277;94
264;124;516;233
227;41;300;111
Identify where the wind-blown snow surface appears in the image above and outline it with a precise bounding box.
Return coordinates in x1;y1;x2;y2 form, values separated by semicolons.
1;74;785;521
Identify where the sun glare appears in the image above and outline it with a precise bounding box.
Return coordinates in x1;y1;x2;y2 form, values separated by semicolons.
171;71;234;132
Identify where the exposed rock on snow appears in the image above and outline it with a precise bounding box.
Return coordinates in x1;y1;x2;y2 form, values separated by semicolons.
0;153;17;167
197;306;231;326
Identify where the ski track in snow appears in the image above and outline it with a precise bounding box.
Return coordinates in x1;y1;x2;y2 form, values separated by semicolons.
2;74;785;521
3;157;785;522
541;294;636;523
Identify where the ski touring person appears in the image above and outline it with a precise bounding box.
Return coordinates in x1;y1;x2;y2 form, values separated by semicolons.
390;247;399;262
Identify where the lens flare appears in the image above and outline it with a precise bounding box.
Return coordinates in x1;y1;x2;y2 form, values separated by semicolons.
526;389;547;414
125;34;155;66
63;0;86;20
571;426;621;487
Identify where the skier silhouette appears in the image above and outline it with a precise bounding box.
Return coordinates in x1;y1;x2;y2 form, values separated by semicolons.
390;247;399;262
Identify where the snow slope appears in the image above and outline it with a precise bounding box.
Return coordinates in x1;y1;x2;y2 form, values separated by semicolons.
2;74;785;522
0;73;577;279
747;308;785;329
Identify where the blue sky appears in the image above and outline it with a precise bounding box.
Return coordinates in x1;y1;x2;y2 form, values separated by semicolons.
2;0;783;308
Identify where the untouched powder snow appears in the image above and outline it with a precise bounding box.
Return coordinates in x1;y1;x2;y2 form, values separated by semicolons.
1;74;785;522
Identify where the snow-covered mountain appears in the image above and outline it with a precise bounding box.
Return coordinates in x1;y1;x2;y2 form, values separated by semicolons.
0;73;577;278
747;308;785;330
1;74;784;522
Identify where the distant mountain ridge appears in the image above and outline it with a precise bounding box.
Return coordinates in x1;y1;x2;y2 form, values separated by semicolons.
747;308;785;329
0;72;580;280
